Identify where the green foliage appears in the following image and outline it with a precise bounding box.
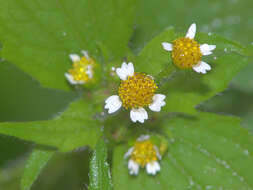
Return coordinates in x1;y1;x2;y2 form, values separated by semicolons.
0;61;77;121
113;112;253;190
134;27;176;76
132;0;253;51
89;139;113;190
21;149;54;190
0;99;102;151
0;0;136;90
0;0;253;189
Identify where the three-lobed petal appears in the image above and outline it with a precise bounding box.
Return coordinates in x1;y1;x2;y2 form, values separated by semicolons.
146;161;161;175
128;159;139;175
192;61;211;74
116;62;134;80
105;95;122;114
130;108;148;123
149;94;166;112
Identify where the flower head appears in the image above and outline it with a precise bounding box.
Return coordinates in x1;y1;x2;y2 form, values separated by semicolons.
162;23;216;74
65;51;95;85
124;135;161;175
104;62;166;123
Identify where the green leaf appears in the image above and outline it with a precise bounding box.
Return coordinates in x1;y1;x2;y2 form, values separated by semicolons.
132;0;253;51
112;112;253;190
0;99;101;151
89;138;113;190
201;65;253;132
0;60;77;122
134;27;177;77
21;149;54;190
0;0;136;90
135;27;249;114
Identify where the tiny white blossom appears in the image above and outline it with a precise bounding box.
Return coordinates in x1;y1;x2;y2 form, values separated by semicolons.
104;62;166;123
125;135;162;176
162;23;216;74
65;50;95;85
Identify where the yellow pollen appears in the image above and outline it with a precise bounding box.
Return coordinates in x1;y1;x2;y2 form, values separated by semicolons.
68;56;94;82
131;140;158;167
172;37;202;69
118;73;157;109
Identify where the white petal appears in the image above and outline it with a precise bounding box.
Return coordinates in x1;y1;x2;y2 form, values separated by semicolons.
130;108;148;123
162;42;173;51
124;147;134;159
149;94;166;112
192;61;211;74
65;73;84;85
200;44;216;55
116;68;127;80
126;62;134;77
137;135;150;142
122;62;128;69
185;23;196;39
81;50;89;59
128;160;139;175
146;161;160;175
86;65;93;78
104;95;122;114
116;62;135;80
154;146;162;160
69;54;80;62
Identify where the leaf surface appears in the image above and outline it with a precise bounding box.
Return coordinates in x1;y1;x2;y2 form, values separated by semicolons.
0;0;136;90
0;99;102;151
113;112;253;190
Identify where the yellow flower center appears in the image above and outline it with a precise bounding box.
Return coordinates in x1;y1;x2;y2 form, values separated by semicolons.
172;37;202;69
131;140;158;167
118;73;157;109
68;56;94;82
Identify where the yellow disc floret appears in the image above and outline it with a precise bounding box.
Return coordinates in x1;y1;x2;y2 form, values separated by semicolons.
131;140;158;167
118;73;157;109
172;37;202;69
68;56;94;82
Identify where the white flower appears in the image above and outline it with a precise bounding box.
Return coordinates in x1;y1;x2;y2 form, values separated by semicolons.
124;135;161;176
162;23;216;74
65;50;95;85
104;62;166;123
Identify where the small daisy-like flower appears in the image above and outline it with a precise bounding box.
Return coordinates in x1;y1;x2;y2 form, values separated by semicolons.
124;135;162;175
104;62;166;123
65;50;95;85
162;23;216;74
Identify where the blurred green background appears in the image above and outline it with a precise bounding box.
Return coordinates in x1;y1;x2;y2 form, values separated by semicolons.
0;0;252;189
